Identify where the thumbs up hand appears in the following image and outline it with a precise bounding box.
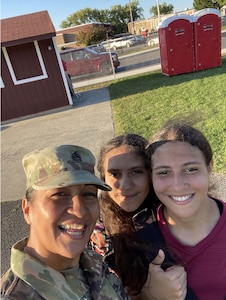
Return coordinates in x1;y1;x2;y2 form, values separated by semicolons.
139;249;187;300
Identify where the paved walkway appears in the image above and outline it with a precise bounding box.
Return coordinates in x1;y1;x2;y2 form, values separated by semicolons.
1;88;114;202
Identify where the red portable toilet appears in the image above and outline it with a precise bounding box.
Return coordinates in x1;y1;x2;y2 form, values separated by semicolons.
158;14;195;76
192;8;221;71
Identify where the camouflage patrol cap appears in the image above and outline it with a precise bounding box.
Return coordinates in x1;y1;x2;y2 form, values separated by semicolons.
22;145;111;191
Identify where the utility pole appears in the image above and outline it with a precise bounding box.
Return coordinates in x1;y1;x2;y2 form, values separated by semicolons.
128;0;134;34
156;0;160;25
212;0;218;9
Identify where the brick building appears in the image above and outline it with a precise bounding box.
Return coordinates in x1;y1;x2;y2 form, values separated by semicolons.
55;22;114;50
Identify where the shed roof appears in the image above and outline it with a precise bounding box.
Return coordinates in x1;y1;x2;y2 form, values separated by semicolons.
1;10;56;47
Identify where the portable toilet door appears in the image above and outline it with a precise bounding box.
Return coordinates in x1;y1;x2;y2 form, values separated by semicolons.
192;8;221;71
158;14;195;76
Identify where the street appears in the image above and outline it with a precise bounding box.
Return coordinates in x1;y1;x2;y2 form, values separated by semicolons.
118;48;160;72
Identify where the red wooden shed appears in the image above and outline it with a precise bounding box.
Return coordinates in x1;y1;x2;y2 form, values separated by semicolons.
1;11;73;122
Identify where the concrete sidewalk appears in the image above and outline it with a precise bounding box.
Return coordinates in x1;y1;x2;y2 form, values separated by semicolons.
1;88;114;202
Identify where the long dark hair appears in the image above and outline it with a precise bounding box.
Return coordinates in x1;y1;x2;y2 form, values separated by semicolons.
100;189;160;295
97;134;160;294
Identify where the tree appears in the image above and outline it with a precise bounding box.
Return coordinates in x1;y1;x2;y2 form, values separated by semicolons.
60;7;104;27
76;28;108;46
60;1;144;34
193;0;226;10
150;2;174;17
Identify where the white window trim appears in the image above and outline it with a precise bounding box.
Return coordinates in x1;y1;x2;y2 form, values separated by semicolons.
2;41;48;85
0;77;5;88
52;37;73;105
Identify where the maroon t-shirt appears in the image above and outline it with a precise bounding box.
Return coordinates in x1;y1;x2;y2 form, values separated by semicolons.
157;199;226;300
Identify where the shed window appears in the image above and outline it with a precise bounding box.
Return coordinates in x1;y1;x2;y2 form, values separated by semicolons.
2;41;48;85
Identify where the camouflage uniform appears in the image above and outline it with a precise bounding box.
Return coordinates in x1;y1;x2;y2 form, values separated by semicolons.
1;237;129;300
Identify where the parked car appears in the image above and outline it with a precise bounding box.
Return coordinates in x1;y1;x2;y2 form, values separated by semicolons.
100;40;114;51
221;16;226;26
87;44;120;69
147;36;159;46
87;44;106;53
60;47;120;77
101;36;137;51
133;35;147;45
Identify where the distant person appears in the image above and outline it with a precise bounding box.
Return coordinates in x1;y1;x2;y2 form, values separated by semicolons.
146;122;226;300
1;145;129;300
141;28;148;39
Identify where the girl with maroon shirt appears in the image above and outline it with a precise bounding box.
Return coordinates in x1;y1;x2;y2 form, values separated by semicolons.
147;122;226;300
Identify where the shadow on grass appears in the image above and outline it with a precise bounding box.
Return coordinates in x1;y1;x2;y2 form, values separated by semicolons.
109;58;226;100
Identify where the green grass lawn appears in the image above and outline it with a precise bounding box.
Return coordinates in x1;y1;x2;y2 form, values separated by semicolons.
108;57;226;174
